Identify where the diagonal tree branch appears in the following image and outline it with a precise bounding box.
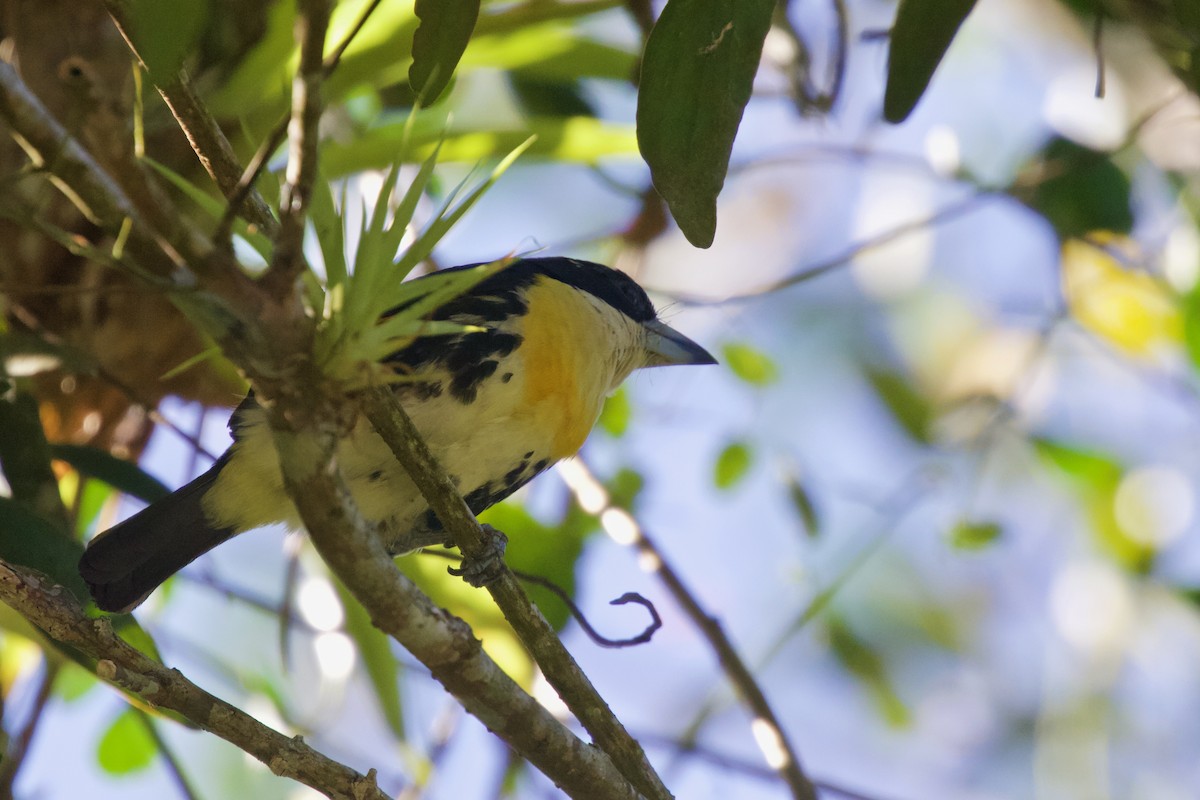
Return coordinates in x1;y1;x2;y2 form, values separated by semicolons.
359;388;674;800
267;0;333;295
267;421;641;800
557;458;818;800
0;560;388;800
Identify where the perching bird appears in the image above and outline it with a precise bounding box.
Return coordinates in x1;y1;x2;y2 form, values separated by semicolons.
79;257;715;612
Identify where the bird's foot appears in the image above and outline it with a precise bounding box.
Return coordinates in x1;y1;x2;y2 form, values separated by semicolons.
448;525;508;587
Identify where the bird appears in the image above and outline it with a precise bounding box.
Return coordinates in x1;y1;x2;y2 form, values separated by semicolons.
79;257;716;612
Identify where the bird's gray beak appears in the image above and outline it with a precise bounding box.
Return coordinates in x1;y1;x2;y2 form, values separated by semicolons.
641;319;718;367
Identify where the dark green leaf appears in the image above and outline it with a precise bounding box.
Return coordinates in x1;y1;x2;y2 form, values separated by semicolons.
410;0;481;104
637;0;774;247
49;445;170;505
334;581;406;740
1025;139;1133;238
948;520;1002;550
510;75;597;117
864;368;933;443
721;342;778;386
0;496;89;601
97;709;156;775
598;388;632;437
784;471;820;537
128;0;210;84
714;441;753;490
883;0;979;123
827;617;910;727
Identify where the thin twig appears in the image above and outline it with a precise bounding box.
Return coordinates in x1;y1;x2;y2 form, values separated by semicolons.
217;0;386;241
267;417;642;800
0;661;58;797
420;549;664;648
359;388;672;800
265;0;333;295
102;0;278;234
136;710;204;800
660;192;994;307
0;560;388;800
555;458;817;800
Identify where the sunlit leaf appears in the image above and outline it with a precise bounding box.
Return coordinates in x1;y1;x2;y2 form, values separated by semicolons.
598;388;632;437
883;0;979;123
948;520;1002;550
97;709;156;775
322;116;637;177
714;441;753;490
1035;439;1154;572
637;0;774;247
1061;234;1181;359
410;0;480;103
721;342;778;386
55;662;98;703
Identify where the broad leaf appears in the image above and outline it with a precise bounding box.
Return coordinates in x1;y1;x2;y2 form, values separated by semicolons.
883;0;979;123
97;709;156;775
410;0;480;103
637;0;774;247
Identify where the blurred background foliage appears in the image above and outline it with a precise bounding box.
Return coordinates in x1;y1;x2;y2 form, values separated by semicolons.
1;0;1200;798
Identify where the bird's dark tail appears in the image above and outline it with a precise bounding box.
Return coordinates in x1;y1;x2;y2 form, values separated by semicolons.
79;457;236;613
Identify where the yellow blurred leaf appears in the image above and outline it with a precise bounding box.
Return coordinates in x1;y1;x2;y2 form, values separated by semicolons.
1062;234;1182;358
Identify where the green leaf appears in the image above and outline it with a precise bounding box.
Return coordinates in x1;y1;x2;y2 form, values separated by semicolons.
1185;284;1200;374
598;388;632;437
410;0;480;104
128;0;210;84
827;617;910;727
49;445;170;505
883;0;979;123
1035;439;1154;572
864;368;933;443
334;581;406;740
321;115;637;177
0;496;90;601
714;441;753;490
721;342;778;386
97;709;156;775
784;469;820;537
636;0;774;247
948;520;1002;550
1025;139;1133;239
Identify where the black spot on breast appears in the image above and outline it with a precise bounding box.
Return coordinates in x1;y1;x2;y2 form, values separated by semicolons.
523;450;534;460
501;372;514;383
368;470;385;482
450;359;499;403
533;459;549;473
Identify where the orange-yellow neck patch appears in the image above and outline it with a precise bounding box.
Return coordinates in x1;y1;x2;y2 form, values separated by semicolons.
518;277;616;459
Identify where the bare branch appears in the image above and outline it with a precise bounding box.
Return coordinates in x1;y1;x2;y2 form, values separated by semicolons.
266;0;333;295
359;387;673;800
557;458;818;800
0;660;58;796
0;560;388;800
101;0;279;234
266;418;642;800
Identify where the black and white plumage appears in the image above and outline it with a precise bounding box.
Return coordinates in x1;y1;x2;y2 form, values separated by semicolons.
79;257;715;612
